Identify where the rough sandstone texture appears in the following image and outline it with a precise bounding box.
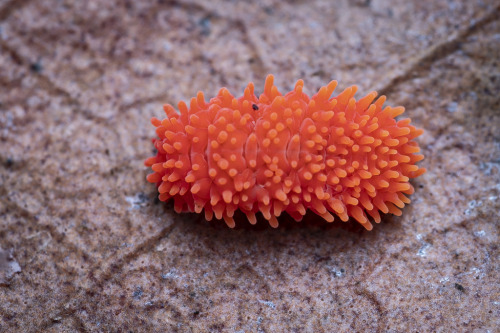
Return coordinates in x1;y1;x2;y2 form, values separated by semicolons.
0;0;499;332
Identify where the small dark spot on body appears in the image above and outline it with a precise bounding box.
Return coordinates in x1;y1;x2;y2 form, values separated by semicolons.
252;104;259;110
454;283;465;292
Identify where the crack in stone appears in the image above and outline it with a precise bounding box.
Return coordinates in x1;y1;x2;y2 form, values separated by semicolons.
33;222;177;331
377;3;500;97
353;285;386;333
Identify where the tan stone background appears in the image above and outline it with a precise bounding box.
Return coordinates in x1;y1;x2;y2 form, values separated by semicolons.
1;0;499;332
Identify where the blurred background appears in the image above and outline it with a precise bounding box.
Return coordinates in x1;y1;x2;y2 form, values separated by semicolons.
0;0;499;331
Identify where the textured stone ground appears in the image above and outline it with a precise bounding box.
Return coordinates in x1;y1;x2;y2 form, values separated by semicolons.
1;0;499;332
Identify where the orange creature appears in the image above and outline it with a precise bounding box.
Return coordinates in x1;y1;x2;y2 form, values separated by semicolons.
146;75;425;229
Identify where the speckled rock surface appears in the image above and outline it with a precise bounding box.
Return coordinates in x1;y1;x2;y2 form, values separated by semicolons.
1;0;499;332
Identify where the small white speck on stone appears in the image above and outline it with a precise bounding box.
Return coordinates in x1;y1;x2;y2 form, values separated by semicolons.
439;276;449;283
258;300;276;309
474;230;486;237
163;41;172;51
161;269;178;279
447;101;458;113
417;243;431;257
125;193;149;209
416;234;431;257
328;266;346;277
479;162;500;176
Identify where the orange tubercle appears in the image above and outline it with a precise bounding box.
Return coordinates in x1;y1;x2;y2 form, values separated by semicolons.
145;75;426;229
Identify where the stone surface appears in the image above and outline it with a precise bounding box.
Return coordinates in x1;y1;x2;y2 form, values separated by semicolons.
0;0;499;332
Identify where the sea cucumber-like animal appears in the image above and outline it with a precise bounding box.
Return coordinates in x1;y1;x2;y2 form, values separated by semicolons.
145;75;426;229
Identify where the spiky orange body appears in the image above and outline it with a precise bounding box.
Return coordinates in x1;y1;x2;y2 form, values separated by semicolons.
145;75;425;229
